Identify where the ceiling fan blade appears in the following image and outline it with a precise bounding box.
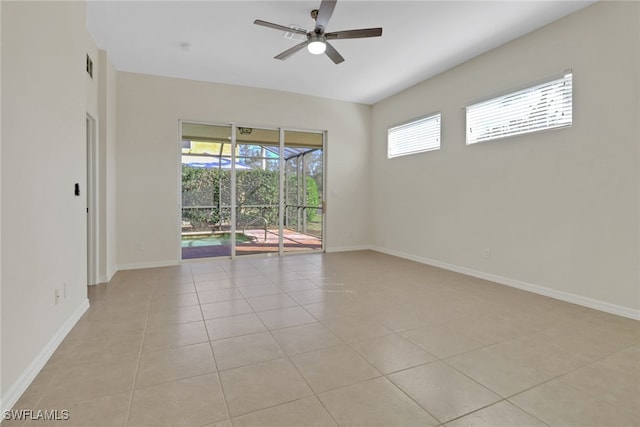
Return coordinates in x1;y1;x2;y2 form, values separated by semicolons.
324;41;344;64
274;40;310;60
314;0;337;33
254;20;308;35
325;27;383;40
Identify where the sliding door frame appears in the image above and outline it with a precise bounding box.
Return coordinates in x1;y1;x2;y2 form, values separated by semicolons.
230;123;237;257
179;120;325;261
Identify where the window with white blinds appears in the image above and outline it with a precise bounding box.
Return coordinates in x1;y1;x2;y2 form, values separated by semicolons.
388;113;441;158
466;72;573;145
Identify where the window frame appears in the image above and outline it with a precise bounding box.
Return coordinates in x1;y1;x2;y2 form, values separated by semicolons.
387;112;442;159
465;71;573;145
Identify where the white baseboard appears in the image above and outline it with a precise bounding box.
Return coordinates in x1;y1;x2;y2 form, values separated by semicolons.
95;267;116;285
325;245;372;253
372;246;640;321
107;265;117;282
1;299;90;415
116;259;179;271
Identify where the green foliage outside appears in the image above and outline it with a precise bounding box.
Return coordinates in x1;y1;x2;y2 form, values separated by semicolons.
182;165;319;231
305;179;319;221
237;168;280;225
181;166;228;229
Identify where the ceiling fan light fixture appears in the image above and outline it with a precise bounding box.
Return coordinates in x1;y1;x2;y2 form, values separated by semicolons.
307;39;326;55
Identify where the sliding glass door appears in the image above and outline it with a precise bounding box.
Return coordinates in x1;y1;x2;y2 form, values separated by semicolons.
235;128;281;256
180;122;323;259
284;131;323;253
181;123;232;259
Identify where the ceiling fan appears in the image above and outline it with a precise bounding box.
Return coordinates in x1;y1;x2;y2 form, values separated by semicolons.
254;0;383;64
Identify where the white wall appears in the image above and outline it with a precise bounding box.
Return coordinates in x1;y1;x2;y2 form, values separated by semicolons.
85;15;99;287
1;0;92;411
97;50;118;283
371;1;640;318
86;37;98;119
116;73;371;268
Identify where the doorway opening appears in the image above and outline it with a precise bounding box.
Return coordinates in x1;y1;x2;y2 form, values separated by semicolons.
180;123;324;259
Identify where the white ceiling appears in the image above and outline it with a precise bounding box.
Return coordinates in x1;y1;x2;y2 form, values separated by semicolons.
87;0;595;105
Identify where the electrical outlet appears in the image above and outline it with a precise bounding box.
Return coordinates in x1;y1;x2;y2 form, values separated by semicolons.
481;247;491;259
137;243;144;251
54;289;61;305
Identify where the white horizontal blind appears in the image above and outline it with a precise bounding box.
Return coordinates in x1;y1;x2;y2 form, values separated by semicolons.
466;73;573;144
388;113;441;158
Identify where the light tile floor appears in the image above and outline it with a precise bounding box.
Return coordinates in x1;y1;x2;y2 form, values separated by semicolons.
7;251;639;426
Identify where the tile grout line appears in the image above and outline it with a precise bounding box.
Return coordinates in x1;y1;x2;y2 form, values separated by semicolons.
192;264;235;426
260;265;346;427
219;262;346;426
122;279;154;427
436;350;588;426
282;268;453;425
284;284;551;426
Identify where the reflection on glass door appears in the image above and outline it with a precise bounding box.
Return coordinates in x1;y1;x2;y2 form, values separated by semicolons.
284;131;323;253
181;123;232;259
235;128;281;256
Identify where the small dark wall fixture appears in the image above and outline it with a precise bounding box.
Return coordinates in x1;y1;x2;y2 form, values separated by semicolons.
86;54;93;78
74;183;80;196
